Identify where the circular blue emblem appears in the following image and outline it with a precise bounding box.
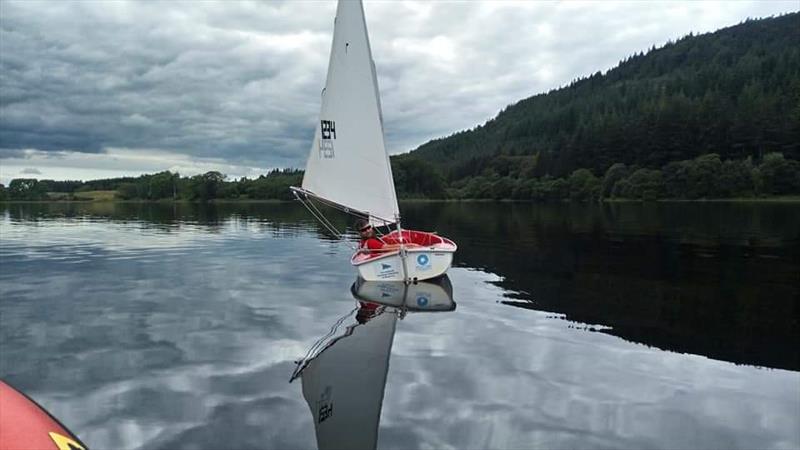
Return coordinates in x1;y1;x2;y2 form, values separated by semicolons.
416;254;429;266
417;295;429;307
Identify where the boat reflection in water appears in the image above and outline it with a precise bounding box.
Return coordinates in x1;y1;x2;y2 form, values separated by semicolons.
291;276;455;450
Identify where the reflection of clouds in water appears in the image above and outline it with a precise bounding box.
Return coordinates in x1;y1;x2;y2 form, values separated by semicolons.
383;269;800;450
0;216;309;260
1;220;362;449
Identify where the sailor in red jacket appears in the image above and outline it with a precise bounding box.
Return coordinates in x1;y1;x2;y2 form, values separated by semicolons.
357;220;385;251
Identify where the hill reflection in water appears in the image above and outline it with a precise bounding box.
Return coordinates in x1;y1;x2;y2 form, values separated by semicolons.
402;201;800;371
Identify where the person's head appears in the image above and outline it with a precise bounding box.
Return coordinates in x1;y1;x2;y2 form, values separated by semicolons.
356;219;375;239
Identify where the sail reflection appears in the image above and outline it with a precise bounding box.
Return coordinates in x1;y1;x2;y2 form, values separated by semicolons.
292;276;456;450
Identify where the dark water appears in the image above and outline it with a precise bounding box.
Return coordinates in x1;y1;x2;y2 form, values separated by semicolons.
1;201;798;450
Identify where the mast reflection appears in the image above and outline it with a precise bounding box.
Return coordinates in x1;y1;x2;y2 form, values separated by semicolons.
291;276;455;450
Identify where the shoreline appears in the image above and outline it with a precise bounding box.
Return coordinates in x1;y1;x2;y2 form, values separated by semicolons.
3;196;799;204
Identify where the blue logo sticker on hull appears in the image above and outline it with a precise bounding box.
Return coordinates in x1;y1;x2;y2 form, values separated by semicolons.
415;253;431;271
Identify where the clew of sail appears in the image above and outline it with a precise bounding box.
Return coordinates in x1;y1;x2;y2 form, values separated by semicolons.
300;0;399;227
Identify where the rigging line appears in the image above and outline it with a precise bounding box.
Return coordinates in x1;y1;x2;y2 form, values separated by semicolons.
297;196;328;233
294;191;336;235
307;198;360;251
290;306;359;382
297;195;342;240
306;306;357;358
296;194;360;250
308;197;344;236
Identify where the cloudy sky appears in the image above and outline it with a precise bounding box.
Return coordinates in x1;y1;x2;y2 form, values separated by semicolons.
1;0;797;184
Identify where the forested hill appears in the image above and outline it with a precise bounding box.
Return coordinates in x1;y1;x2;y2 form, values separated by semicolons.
405;13;800;180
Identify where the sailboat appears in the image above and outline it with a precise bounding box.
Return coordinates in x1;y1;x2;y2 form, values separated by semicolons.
290;0;457;283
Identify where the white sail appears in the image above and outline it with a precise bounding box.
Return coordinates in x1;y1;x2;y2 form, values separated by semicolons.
301;0;400;226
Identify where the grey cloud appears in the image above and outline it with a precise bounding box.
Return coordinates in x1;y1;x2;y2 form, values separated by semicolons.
0;148;27;159
20;167;41;174
1;1;797;172
0;1;328;168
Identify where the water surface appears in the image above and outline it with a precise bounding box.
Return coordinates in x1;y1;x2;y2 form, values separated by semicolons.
1;201;798;449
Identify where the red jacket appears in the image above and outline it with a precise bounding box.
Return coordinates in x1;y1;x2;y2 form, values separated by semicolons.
361;237;384;250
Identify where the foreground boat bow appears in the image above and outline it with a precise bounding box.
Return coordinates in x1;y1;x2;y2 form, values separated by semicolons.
0;381;87;450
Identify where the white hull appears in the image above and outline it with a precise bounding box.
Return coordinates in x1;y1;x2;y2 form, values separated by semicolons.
352;248;454;282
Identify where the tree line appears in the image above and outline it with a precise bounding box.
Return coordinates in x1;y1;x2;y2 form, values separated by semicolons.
2;152;798;202
0;169;302;202
442;152;800;201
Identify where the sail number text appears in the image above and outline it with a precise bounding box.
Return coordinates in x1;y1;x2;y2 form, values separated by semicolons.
319;120;336;159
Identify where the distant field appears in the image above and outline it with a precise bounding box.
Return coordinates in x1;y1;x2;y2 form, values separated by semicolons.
68;190;117;201
46;192;72;201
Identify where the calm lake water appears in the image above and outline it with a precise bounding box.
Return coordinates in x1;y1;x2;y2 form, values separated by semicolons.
1;201;798;450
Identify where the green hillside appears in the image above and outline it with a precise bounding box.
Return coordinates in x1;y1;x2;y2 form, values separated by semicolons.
393;13;800;199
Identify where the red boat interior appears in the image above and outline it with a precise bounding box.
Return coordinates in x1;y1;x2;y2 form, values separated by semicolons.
381;230;454;247
352;230;455;263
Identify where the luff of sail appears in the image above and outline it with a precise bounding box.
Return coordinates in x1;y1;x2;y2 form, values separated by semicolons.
300;0;399;226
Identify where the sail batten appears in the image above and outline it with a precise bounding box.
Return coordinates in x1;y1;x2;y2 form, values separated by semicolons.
300;0;399;226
